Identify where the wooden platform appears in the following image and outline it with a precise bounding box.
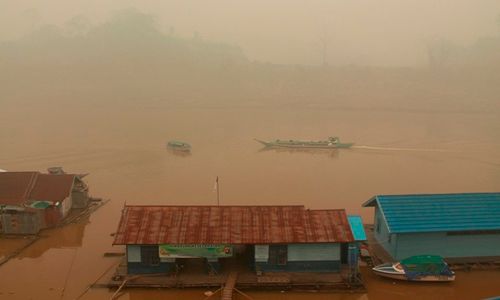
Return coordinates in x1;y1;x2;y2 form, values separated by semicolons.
103;260;365;293
221;272;238;300
257;275;290;283
59;198;108;227
446;258;500;271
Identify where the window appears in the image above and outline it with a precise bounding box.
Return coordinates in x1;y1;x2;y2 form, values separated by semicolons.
268;245;287;265
376;219;381;233
141;245;160;266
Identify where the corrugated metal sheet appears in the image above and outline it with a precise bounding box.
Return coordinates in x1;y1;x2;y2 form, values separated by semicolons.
363;193;500;233
347;215;366;241
113;206;354;245
44;206;63;227
0;172;37;205
0;210;43;234
30;174;75;202
0;172;75;206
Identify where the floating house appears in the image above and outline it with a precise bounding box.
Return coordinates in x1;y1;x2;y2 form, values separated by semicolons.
0;170;90;234
363;193;500;260
113;205;366;278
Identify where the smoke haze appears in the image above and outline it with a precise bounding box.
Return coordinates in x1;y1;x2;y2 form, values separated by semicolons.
1;1;500;299
1;0;500;66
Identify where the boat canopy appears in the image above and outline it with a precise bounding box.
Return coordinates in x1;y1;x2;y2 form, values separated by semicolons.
167;140;191;148
401;255;446;266
400;255;454;279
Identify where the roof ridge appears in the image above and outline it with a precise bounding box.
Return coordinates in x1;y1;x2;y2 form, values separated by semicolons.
377;192;500;198
308;208;346;212
123;204;307;206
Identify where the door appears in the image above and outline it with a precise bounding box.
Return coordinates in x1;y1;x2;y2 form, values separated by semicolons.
340;243;349;264
268;245;287;265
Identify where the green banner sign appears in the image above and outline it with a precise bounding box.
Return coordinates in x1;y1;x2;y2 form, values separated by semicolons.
159;244;233;258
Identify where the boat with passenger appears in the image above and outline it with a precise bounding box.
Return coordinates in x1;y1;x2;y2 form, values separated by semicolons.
255;136;354;149
372;255;455;282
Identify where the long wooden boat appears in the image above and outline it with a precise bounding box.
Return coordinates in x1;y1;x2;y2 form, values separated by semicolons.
255;136;354;149
372;255;455;282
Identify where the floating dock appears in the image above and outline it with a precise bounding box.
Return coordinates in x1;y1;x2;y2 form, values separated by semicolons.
103;258;365;293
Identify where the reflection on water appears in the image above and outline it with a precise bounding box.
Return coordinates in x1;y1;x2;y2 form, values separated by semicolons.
167;148;192;157
352;145;452;153
0;216;89;261
19;218;89;259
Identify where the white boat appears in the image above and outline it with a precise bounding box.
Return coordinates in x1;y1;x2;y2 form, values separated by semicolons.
372;255;455;282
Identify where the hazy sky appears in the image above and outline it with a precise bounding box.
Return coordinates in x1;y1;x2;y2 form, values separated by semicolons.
1;0;499;66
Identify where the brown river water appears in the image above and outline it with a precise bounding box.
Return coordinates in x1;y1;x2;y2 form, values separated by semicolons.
0;101;499;300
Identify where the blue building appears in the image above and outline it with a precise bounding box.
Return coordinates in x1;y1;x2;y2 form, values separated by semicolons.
363;193;500;260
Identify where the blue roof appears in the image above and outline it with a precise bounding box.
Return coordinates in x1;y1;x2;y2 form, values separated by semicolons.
362;193;500;234
347;215;367;241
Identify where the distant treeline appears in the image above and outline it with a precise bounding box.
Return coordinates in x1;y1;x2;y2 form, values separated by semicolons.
427;35;500;68
2;9;499;69
0;9;246;67
0;9;499;114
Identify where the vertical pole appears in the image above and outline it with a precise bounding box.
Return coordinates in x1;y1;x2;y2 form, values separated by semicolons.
216;176;220;206
348;243;358;283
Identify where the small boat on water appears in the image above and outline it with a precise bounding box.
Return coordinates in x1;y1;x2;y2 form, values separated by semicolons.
372;255;455;282
167;140;191;152
255;136;354;149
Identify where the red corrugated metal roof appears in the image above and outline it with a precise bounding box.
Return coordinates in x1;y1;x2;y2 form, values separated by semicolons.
30;174;75;202
113;205;354;245
0;172;75;206
0;172;37;205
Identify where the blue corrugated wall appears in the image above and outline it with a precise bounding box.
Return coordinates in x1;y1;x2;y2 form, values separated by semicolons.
254;243;343;272
393;231;500;260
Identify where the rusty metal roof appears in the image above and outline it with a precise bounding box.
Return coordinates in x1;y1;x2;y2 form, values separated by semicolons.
0;172;75;206
30;174;75;202
0;172;37;205
113;205;355;245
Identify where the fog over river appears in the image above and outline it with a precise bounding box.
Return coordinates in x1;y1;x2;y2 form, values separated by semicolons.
1;2;500;299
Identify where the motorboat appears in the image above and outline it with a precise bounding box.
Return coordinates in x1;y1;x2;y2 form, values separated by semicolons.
372;255;455;282
167;140;191;152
